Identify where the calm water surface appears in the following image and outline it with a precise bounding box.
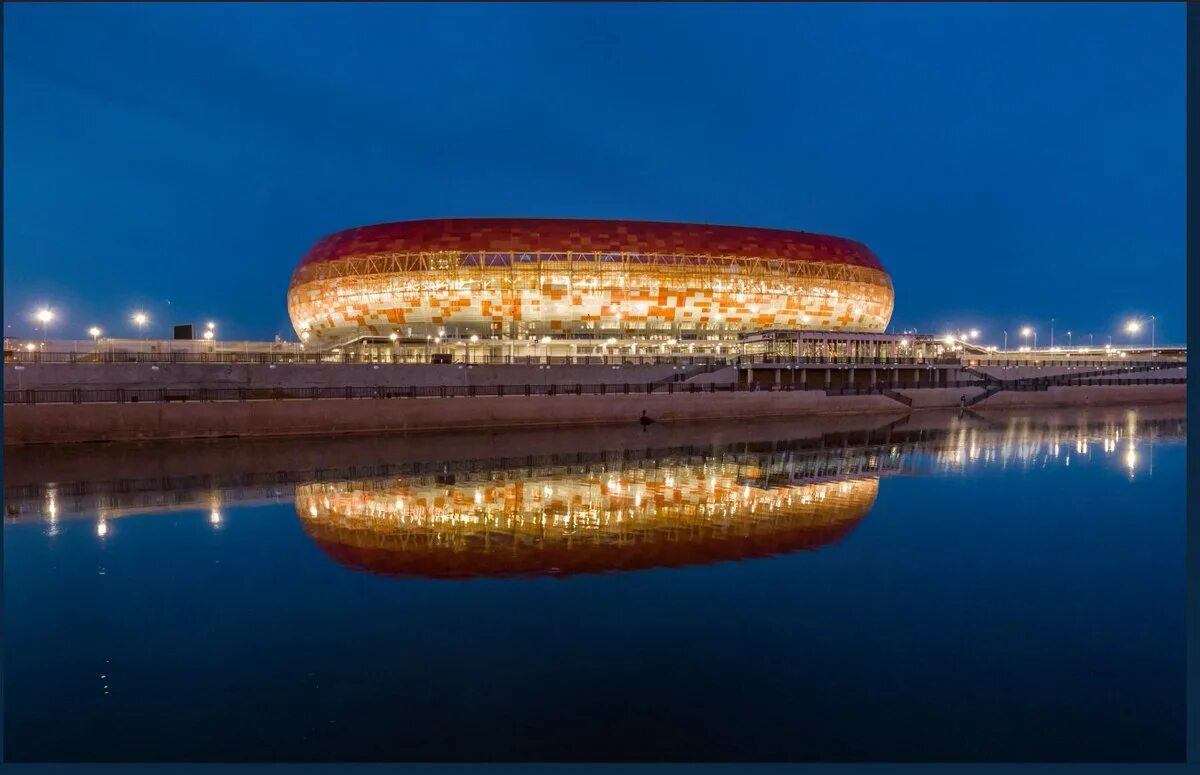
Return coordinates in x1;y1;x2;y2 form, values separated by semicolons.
4;406;1185;761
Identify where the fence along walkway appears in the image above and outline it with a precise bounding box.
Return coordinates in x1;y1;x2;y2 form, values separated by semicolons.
4;375;1185;406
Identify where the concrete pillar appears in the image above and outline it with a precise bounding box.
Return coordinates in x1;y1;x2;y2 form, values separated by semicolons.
870;369;877;387
824;369;832;389
774;368;781;386
891;368;899;387
848;367;855;387
799;369;807;387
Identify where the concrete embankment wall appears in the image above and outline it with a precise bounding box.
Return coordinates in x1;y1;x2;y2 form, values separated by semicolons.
973;383;1185;410
4;382;1186;445
4;391;906;445
3;362;728;391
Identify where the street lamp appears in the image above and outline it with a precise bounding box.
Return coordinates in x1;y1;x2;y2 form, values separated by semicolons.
35;308;54;346
468;333;479;364
1002;330;1008;352
1066;331;1072;348
1124;319;1141;344
968;329;980;340
132;312;149;340
203;329;214;340
1021;326;1036;351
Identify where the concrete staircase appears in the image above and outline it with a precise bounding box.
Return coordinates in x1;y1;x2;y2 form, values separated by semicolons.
881;389;913;406
964;385;1003;407
654;363;727;385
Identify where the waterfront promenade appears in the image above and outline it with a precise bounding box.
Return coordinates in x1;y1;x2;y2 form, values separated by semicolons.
2;345;1185;444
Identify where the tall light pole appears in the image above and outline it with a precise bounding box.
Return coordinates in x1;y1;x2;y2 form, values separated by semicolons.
1125;319;1141;344
1050;319;1055;349
1021;326;1035;351
468;333;479;364
1066;331;1072;348
1149;315;1156;348
1003;330;1008;352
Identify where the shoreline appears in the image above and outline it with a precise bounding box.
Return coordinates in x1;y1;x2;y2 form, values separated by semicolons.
2;382;1185;446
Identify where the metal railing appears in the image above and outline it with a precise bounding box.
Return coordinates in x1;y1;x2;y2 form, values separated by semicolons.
3;379;982;405
964;358;1184;369
736;355;962;366
4;378;1184;406
4;349;1185;370
4;350;738;367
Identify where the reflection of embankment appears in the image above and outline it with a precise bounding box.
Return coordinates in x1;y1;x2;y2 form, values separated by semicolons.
296;466;879;579
5;407;1184;523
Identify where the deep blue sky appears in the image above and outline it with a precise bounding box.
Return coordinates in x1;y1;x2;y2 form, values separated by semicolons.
3;2;1184;344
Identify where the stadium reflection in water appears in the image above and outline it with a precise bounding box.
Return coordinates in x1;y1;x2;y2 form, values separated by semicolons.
297;465;880;579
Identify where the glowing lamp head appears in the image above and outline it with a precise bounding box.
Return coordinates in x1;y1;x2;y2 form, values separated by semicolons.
202;330;214;340
388;332;399;341
88;327;101;338
540;336;551;344
969;329;980;339
1020;327;1032;337
898;338;910;347
35;308;54;324
1125;320;1141;334
132;312;148;327
206;321;216;330
469;334;479;343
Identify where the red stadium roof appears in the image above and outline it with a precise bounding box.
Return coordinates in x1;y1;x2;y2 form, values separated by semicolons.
297;218;885;272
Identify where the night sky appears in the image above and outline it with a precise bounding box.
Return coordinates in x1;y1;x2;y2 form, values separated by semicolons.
3;2;1183;345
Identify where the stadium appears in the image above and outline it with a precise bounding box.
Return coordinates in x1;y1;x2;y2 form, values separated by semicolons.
287;218;895;357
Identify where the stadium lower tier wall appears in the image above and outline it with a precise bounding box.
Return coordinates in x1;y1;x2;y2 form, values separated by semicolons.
3;383;1185;445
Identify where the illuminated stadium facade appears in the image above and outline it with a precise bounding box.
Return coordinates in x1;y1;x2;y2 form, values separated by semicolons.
287;218;895;349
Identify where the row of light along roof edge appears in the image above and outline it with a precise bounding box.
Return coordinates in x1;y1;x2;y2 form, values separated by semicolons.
295;218;886;272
